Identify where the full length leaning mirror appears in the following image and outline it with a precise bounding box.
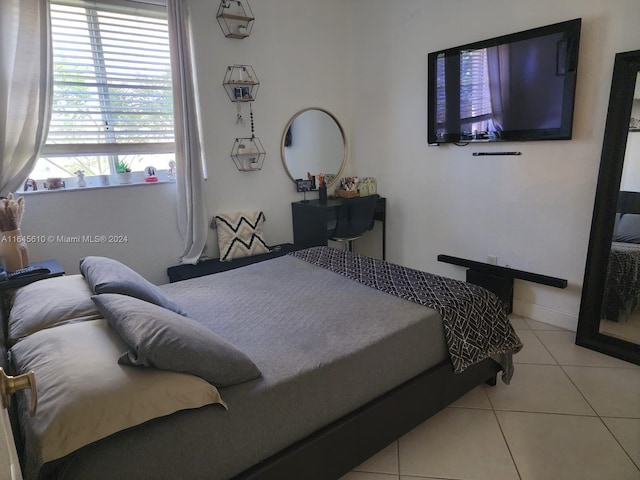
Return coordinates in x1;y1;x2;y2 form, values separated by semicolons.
281;108;346;187
577;50;640;365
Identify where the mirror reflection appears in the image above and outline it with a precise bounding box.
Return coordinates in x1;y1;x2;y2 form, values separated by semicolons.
281;108;346;187
600;72;640;345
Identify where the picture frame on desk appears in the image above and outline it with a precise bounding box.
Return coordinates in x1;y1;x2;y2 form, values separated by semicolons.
295;179;313;192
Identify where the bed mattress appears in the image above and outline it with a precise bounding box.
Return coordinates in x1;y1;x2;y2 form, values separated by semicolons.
37;255;447;479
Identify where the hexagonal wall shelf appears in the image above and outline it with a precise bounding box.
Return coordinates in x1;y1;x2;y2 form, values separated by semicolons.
216;0;254;39
231;137;265;171
223;65;259;102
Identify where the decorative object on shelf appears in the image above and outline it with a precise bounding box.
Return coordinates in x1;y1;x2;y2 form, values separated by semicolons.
23;178;37;192
115;159;133;184
358;177;377;197
44;178;65;190
295;179;313;203
317;172;326;203
75;170;87;188
230;102;265;171
0;194;29;272
231;137;265;172
334;189;359;199
318;183;327;204
144;166;158;183
216;0;255;39
334;177;360;198
223;65;259;103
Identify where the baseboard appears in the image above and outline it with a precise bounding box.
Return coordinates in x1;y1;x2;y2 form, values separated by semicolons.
512;299;578;332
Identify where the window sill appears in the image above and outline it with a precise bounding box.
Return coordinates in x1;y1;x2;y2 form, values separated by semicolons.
20;173;176;195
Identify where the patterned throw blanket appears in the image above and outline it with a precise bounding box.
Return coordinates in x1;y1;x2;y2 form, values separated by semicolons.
605;242;640;320
290;247;522;383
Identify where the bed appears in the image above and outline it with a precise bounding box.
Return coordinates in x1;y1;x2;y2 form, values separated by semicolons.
604;191;640;321
2;246;522;480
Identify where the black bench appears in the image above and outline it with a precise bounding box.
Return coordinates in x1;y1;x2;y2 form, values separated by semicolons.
167;243;299;283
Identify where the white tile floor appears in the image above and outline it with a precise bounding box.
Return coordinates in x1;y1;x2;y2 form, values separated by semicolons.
340;315;640;480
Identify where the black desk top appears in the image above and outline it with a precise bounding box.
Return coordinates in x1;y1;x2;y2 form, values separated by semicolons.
294;196;385;208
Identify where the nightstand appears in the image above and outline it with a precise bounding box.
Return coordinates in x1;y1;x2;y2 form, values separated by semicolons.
0;259;65;291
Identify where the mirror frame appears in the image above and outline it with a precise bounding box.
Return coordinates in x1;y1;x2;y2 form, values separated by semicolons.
280;107;347;188
577;50;640;365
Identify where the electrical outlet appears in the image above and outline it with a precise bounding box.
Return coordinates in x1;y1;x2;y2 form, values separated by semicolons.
487;255;498;265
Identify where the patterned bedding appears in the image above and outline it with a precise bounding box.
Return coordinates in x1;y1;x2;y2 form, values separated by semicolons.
291;247;522;382
603;241;640;321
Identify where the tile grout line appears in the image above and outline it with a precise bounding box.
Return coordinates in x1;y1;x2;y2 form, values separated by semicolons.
599;417;640;473
519;318;640;475
558;363;640;472
518;319;639;474
483;385;524;480
528;327;562;366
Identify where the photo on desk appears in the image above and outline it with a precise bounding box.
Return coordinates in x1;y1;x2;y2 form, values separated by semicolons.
296;179;313;192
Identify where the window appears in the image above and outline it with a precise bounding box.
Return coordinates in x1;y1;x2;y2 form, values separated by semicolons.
31;0;174;183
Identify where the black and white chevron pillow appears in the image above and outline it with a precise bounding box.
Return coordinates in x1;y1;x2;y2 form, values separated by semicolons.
214;211;269;261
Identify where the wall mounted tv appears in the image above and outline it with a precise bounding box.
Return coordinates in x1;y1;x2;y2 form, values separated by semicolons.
427;18;581;145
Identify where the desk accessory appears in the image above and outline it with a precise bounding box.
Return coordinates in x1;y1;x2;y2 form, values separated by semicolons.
296;179;313;202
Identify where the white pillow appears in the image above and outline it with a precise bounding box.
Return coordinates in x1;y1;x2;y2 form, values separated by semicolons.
10;319;226;478
215;210;269;261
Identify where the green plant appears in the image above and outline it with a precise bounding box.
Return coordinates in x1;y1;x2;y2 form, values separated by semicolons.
115;159;132;173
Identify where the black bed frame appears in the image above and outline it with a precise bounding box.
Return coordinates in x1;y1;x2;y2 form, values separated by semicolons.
234;357;499;480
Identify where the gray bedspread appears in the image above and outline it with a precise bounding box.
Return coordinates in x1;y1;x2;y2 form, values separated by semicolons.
42;255;447;480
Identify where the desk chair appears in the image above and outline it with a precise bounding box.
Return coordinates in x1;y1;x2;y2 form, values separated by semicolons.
328;194;380;252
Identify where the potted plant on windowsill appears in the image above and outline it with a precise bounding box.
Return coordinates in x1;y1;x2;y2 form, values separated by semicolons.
116;160;133;184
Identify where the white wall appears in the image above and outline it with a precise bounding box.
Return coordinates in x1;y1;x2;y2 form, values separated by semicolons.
349;0;640;330
188;0;352;260
19;183;182;284
17;0;351;285
16;0;640;328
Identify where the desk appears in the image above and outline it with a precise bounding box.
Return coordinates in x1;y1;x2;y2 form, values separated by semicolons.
292;197;386;259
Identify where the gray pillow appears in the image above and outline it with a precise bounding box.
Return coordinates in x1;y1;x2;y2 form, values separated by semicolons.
613;213;640;244
8;275;101;345
80;256;184;314
93;294;261;387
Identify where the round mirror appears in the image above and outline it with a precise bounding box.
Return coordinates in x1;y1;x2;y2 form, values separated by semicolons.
281;108;346;187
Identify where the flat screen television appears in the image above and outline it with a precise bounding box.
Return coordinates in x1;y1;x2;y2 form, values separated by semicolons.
427;18;581;145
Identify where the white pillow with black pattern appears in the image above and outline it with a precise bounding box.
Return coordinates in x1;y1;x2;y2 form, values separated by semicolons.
215;210;269;261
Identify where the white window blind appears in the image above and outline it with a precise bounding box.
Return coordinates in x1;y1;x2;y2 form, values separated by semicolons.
41;0;174;159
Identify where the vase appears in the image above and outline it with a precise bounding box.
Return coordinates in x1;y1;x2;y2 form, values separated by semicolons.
117;172;133;184
0;229;27;273
319;185;327;204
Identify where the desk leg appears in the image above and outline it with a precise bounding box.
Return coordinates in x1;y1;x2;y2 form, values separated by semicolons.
382;211;386;260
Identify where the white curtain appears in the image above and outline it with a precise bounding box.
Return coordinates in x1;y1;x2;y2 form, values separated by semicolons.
487;45;510;133
0;0;51;197
167;0;208;263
